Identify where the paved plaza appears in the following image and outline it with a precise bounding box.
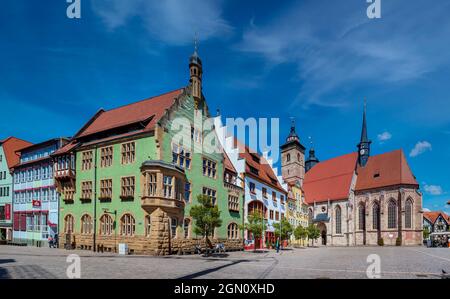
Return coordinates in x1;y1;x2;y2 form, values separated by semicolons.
0;245;449;279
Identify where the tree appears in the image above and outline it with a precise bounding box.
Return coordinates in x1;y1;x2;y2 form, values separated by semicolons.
189;194;222;249
273;217;293;241
423;226;430;240
307;224;320;246
241;211;267;252
294;225;308;245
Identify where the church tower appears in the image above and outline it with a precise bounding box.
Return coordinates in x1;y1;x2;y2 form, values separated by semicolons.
189;37;203;109
281;119;306;186
305;140;319;172
357;101;371;167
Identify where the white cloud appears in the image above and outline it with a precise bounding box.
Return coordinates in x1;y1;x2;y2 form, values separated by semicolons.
424;184;443;196
409;141;432;157
422;208;430;212
91;0;232;45
377;131;392;143
236;0;450;109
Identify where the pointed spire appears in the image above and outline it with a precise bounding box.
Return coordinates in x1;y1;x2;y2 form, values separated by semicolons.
357;98;371;167
360;98;369;143
190;32;202;66
286;117;299;143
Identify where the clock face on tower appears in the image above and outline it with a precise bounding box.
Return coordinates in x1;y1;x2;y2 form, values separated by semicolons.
360;149;366;155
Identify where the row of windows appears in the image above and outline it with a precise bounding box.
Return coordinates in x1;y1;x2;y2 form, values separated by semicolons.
20;146;56;163
249;182;285;204
0;187;10;197
14;165;53;183
332;199;415;234
0;171;7;180
268;210;285;221
80;177;136;200
81;142;136;171
55;156;75;171
65;214;240;240
13;188;58;203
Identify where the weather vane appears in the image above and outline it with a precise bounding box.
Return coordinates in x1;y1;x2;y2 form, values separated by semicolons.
289;116;295;128
194;32;199;53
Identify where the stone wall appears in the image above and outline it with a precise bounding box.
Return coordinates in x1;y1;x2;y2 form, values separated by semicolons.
59;231;243;255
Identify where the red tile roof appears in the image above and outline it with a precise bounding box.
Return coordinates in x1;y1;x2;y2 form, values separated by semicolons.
223;151;237;173
0;137;33;169
355;149;418;191
75;88;184;138
233;138;285;193
304;152;358;204
423;211;450;225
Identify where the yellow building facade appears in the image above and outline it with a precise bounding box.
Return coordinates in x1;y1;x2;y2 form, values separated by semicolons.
287;183;309;246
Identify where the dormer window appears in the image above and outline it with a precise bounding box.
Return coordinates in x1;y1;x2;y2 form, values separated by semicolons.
249;166;259;176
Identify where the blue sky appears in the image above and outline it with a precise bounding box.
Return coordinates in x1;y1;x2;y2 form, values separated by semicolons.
0;0;449;213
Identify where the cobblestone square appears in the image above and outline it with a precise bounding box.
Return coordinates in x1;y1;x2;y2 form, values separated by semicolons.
1;245;449;279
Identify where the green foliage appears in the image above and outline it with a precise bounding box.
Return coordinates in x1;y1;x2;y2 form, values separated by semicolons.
294;225;308;241
189;194;222;240
241;210;267;240
273;217;293;240
423;227;430;239
377;238;384;246
307;224;321;246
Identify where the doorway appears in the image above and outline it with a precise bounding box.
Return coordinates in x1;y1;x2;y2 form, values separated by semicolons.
317;223;327;246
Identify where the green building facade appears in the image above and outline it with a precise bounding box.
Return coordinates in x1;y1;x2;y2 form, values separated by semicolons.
55;50;243;255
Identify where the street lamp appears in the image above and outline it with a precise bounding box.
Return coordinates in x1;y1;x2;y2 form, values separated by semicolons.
102;208;117;253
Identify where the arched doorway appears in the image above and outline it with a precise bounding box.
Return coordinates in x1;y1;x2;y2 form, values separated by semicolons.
317;223;327;246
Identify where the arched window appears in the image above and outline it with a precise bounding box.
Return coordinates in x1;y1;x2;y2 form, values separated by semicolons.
171;218;178;239
81;214;93;235
297;153;301;162
184;218;190;238
120;214;135;236
388;200;397;229
335;206;342;234
100;214;113;235
372;202;380;230
405;199;413;229
145;215;151;237
358;203;365;231
286;154;291;162
227;223;239;239
64;214;74;233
